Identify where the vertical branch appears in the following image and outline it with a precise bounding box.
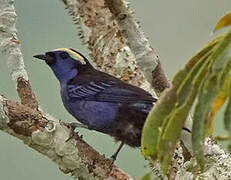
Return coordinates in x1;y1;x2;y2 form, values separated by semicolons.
0;0;38;109
62;0;157;96
0;0;28;81
105;0;170;94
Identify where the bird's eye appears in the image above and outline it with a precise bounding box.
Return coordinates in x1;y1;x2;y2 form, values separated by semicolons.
45;52;56;66
60;52;70;59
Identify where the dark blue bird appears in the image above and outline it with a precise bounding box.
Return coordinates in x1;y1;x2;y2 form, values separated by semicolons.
34;48;157;159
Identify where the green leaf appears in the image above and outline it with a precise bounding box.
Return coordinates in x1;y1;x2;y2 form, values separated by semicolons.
177;37;221;105
141;26;231;174
192;30;231;168
209;59;231;134
222;60;231;151
192;76;218;167
141;36;219;171
157;44;214;173
141;85;178;160
225;94;231;139
141;45;210;160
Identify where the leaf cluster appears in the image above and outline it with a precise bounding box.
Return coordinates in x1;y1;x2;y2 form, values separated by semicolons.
141;12;231;175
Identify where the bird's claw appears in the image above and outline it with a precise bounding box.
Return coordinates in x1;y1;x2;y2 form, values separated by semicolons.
109;154;117;164
59;121;87;142
65;129;76;142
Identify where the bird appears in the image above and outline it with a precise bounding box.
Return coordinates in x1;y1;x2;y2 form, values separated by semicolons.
33;48;157;161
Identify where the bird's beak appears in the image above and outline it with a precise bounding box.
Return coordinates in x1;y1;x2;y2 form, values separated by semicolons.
33;54;47;60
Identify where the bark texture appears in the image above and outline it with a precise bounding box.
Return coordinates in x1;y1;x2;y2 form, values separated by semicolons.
1;0;231;179
0;0;135;179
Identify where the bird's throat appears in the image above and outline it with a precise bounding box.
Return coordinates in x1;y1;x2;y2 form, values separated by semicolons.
53;68;78;84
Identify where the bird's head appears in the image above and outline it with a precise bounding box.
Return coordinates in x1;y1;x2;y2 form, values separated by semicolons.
34;48;91;83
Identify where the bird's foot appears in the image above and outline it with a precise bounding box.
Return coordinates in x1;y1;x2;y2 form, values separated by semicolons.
110;155;117;164
65;128;76;142
65;122;89;142
59;121;89;142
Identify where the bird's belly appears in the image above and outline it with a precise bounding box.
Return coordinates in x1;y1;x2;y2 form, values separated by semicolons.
66;100;119;132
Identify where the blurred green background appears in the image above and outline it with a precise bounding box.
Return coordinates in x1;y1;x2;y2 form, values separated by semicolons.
0;0;230;179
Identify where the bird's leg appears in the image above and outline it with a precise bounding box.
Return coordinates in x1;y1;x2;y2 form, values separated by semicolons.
110;142;124;163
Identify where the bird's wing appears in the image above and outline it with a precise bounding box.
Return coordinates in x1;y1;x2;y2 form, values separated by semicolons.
67;81;114;99
67;80;157;103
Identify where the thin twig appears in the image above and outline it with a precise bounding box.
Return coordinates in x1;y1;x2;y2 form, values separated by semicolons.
0;0;38;107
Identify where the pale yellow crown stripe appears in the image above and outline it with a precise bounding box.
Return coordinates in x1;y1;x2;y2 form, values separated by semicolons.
54;48;86;64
